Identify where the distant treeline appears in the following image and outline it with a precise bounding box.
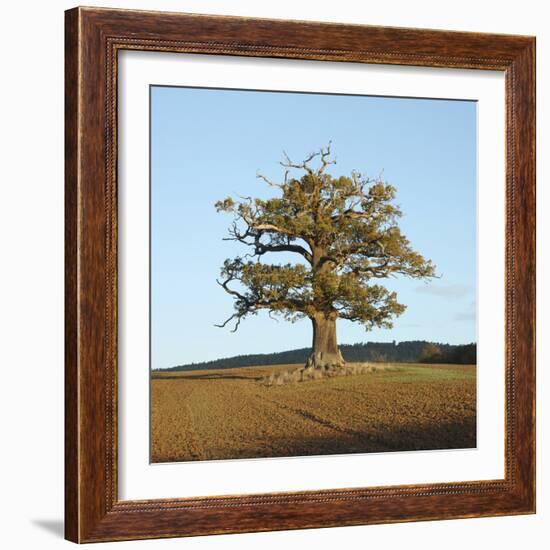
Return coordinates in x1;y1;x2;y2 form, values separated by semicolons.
158;341;476;372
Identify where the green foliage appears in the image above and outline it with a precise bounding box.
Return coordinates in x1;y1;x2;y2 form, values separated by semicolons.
419;342;477;365
420;343;442;362
216;144;436;331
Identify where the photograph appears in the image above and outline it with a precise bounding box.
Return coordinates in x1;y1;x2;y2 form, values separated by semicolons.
150;85;478;463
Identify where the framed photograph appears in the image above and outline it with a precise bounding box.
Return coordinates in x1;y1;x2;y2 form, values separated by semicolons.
65;7;535;543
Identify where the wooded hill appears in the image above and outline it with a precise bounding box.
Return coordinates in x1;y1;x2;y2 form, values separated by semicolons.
158;341;476;372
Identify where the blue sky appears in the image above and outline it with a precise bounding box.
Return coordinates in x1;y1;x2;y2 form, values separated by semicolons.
151;86;477;370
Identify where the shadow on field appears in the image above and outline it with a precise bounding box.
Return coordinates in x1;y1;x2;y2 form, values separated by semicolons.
153;418;476;463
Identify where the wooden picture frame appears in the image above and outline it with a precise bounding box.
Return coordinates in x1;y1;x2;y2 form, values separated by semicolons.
65;6;536;543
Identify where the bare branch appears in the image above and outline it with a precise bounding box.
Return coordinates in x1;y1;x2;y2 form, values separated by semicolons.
252;223;295;236
279;143;336;177
318;141;337;174
280;150;317;175
255;242;312;264
214;311;244;332
268;310;280;322
216;277;242;297
256;172;283;189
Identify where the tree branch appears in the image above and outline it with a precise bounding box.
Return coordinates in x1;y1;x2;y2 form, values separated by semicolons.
256;172;284;189
255;242;312;264
279;143;335;176
318;141;336;174
214;311;245;333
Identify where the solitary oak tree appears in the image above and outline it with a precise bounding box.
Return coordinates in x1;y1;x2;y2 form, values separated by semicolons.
215;144;436;370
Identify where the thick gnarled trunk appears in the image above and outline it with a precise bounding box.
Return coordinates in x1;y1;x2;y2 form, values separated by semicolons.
306;314;345;369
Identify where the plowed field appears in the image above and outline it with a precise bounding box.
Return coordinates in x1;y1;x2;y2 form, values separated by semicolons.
151;363;476;462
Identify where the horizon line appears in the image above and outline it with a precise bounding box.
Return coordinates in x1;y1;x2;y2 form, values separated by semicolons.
153;339;477;371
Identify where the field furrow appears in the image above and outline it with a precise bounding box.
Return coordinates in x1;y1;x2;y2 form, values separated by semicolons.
151;363;476;462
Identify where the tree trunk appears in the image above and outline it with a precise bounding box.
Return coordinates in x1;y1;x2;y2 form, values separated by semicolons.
305;314;345;369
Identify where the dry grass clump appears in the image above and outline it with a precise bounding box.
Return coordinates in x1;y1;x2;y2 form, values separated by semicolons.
260;363;389;386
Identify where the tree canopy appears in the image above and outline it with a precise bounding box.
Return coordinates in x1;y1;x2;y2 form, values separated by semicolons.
215;144;436;368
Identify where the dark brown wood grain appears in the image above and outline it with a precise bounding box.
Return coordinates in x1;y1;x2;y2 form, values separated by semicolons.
64;6;536;543
64;7;79;543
